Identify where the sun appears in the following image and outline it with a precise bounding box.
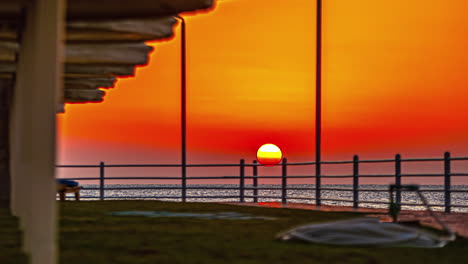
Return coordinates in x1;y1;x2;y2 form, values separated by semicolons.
256;143;283;166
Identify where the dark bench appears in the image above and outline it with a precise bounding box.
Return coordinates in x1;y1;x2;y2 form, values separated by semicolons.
56;180;81;201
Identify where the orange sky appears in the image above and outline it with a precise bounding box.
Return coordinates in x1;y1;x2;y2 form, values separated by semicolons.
58;0;468;177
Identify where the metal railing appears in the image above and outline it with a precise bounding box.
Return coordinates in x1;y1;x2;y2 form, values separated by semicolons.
56;152;468;213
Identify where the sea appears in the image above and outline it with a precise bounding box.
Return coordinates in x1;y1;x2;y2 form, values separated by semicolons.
73;184;468;212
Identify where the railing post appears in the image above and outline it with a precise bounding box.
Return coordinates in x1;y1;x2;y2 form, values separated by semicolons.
395;154;402;210
315;160;321;207
444;152;451;213
252;160;258;203
281;158;287;205
352;155;359;209
240;159;245;203
99;161;105;200
181;161;186;202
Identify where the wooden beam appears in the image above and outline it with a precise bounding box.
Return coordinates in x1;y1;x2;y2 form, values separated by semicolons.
67;42;153;65
2;17;177;42
65;75;116;88
65;64;135;77
0;63;14;73
1;63;136;77
1;41;152;65
0;42;16;62
65;89;105;102
67;16;177;42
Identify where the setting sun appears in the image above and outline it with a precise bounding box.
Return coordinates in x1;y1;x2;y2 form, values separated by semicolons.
256;143;283;166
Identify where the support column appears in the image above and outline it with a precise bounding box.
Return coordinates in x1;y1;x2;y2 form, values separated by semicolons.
10;0;65;263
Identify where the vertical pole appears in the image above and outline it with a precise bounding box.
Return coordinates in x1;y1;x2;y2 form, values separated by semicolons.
239;159;245;203
178;16;187;203
395;154;402;210
315;0;323;207
253;160;258;203
352;155;359;209
444;152;451;213
99;162;105;200
281;158;287;205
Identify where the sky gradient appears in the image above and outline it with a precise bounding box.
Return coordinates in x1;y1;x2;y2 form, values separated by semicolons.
57;0;468;183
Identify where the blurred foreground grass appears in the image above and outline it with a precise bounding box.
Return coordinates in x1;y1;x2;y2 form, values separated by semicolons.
59;201;468;264
0;208;28;263
2;201;468;263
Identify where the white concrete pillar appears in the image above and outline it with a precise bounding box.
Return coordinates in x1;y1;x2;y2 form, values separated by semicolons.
10;0;65;263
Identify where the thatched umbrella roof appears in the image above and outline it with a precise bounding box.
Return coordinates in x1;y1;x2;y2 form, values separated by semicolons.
0;0;214;109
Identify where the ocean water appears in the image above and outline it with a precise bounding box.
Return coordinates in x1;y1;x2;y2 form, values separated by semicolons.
70;184;468;212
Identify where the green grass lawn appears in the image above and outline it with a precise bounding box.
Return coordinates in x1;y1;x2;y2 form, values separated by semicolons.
58;201;468;264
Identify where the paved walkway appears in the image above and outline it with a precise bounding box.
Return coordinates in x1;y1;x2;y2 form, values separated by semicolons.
228;202;468;237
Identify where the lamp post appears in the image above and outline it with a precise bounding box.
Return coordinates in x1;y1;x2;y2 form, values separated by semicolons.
176;15;187;202
315;0;322;207
174;5;322;204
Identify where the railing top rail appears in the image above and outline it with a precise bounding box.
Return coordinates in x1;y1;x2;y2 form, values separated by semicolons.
450;157;468;161
358;159;395;163
55;155;468;168
187;164;244;167
106;164;182;168
56;165;101;168
321;160;354;164
400;158;444;162
262;161;316;166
